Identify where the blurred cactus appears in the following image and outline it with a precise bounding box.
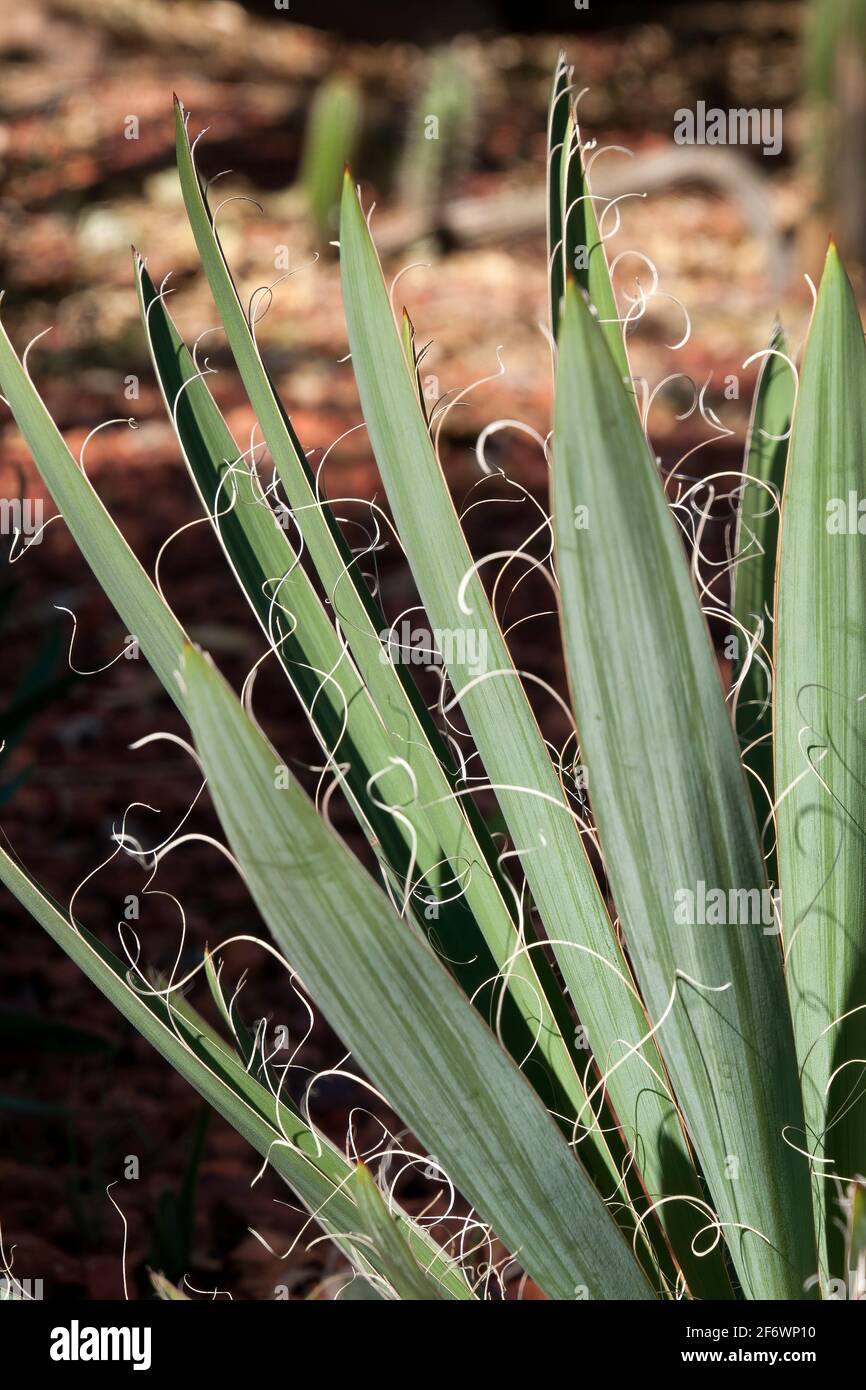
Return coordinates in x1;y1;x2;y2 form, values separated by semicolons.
399;46;476;232
298;76;362;240
806;0;866;265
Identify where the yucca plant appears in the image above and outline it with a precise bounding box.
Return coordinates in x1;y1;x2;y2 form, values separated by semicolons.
1;53;864;1301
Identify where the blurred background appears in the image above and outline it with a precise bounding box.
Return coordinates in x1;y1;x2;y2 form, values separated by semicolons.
0;0;864;1300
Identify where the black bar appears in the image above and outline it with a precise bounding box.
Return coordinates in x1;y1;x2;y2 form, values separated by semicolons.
4;1295;856;1377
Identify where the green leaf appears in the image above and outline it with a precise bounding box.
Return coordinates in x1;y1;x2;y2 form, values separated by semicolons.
848;1183;866;1298
172;100;594;1140
182;643;654;1301
400;308;429;423
776;244;866;1282
203;948;263;1075
553;281;816;1300
731;325;793;855
149;1270;190;1301
135;256;587;1137
136;261;428;928
0;314;188;714
0;281;469;1296
340;172;725;1297
552;75;630;384
349;1165;450;1300
546;53;572;342
0;846;471;1299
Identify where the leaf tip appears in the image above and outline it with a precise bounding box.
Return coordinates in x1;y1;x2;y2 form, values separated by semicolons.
181;641;206;668
561;276;583;317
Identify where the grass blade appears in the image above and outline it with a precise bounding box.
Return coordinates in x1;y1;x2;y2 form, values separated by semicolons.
553;282;816;1300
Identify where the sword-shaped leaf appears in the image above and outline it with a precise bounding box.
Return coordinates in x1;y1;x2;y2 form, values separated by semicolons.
172;99;590;1129
546;53;572;342
0;314;187;714
181;642;654;1302
136;262;519;1046
349;1165;450;1300
339;173;728;1298
731;325;794;857
0;846;470;1298
553;75;629;383
776;244;866;1283
553;281;816;1300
